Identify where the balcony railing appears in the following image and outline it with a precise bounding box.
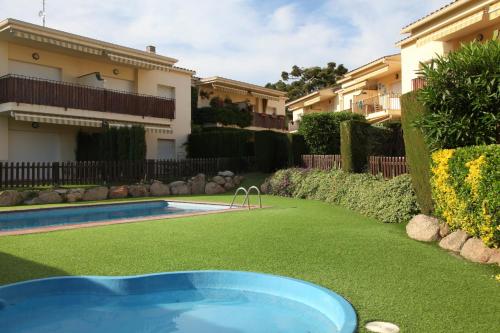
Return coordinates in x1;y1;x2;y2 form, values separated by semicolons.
252;112;286;130
353;93;401;117
0;74;175;119
288;120;300;132
412;77;427;91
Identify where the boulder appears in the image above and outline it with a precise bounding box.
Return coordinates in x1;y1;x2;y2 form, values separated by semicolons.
83;186;109;201
66;189;85;203
150;181;170;197
233;175;243;186
128;184;149;198
24;197;43;205
439;230;470;252
224;178;235;190
169;181;191;195
190;174;206;195
54;189;68;195
439;223;450;238
212;176;226;185
109;185;129;199
205;182;225;195
37;190;63;204
19;190;38;202
218;170;234;177
406;214;440;242
487;250;500;266
460;238;495;263
0;190;24;206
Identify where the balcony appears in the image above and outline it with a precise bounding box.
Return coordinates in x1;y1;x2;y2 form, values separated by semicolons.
353;92;401;122
411;77;426;91
252;112;286;131
0;74;175;119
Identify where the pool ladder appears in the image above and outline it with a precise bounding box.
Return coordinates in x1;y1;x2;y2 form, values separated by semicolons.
230;186;262;210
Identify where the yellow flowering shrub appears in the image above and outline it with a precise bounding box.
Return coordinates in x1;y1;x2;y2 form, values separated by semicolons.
431;145;499;248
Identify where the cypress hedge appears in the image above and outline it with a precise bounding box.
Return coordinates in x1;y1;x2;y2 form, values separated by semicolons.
186;128;254;158
340;120;369;173
401;92;434;215
254;130;291;172
289;133;309;166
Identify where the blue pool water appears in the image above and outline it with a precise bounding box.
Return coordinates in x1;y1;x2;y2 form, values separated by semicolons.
0;201;230;232
0;271;357;333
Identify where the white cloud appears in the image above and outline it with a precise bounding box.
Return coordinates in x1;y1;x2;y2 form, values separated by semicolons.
0;0;451;84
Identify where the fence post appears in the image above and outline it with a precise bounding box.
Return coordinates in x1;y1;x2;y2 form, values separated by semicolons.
52;162;60;186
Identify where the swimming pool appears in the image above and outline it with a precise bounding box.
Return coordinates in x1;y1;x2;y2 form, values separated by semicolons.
0;201;232;234
0;271;357;333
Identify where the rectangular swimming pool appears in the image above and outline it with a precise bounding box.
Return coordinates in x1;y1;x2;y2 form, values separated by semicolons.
0;201;232;234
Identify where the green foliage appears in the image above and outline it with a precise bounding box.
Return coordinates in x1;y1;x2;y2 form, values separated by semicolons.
416;40;500;149
401;92;434;215
75;126;146;161
186;128;254;158
255;131;291;172
340;120;369;173
193;97;252;128
265;168;419;223
299;111;365;154
288;133;309;166
265;62;348;101
191;86;199;117
431;145;499;247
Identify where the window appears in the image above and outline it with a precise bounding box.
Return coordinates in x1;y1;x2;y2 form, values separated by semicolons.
157;139;176;160
157;85;175;99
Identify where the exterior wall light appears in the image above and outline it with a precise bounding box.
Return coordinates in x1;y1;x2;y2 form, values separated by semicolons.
113;68;120;75
32;53;40;60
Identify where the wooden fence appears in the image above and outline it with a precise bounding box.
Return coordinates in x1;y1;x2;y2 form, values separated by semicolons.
300;155;408;179
0;157;254;188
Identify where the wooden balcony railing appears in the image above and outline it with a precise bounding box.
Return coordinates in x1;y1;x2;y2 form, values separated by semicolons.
411;77;426;91
0;74;175;119
353;93;401;117
252;112;286;130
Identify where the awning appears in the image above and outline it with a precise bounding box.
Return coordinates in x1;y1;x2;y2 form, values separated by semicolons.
489;1;500;20
109;122;172;134
10;29;102;55
11;112;102;127
107;53;171;71
250;92;280;101
416;11;485;46
212;84;249;96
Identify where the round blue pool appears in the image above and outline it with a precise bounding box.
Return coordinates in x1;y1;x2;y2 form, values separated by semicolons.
0;271;357;333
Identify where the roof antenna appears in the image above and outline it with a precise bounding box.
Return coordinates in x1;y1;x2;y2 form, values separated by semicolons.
38;0;46;27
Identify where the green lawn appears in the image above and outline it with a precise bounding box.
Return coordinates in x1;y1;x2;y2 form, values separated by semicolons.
0;174;498;332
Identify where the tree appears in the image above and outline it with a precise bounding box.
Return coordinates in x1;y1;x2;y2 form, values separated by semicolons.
266;62;348;101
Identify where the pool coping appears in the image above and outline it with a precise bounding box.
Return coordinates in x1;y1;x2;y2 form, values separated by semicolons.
0;199;256;237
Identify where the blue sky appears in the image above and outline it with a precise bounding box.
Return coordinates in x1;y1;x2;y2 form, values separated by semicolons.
1;0;450;84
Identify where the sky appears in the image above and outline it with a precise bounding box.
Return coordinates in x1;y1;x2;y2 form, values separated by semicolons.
0;0;451;85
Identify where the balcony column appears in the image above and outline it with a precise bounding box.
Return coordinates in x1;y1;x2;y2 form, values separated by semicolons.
0;116;8;161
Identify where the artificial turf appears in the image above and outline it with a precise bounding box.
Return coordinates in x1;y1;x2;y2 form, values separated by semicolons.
0;174;498;332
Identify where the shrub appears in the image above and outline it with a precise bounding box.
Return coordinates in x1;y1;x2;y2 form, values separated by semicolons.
289;133;309;166
401;92;434;215
193;97;253;128
265;168;419;224
255;131;291;172
187;128;254;158
416;40;500;150
431;144;499;248
340;120;369;172
299;111;365;154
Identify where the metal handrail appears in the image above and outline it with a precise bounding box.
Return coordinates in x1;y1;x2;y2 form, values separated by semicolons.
230;187;249;209
242;186;262;209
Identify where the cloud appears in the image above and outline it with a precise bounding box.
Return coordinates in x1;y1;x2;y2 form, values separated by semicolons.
0;0;451;84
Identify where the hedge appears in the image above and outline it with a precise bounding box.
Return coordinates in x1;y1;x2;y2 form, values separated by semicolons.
186;128;254;158
299;111;365;154
401;92;434;215
289;133;309;166
431;144;499;248
76;126;146;161
340;120;405;173
255;131;291;172
263;168;419;224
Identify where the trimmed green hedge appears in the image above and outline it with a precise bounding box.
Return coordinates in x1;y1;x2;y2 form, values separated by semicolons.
299;111;365;154
431;144;499;248
263;168;419;224
76;126;146;161
255;131;291;172
289;133;309;166
401;92;434;215
186;128;254;158
340;120;369;172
